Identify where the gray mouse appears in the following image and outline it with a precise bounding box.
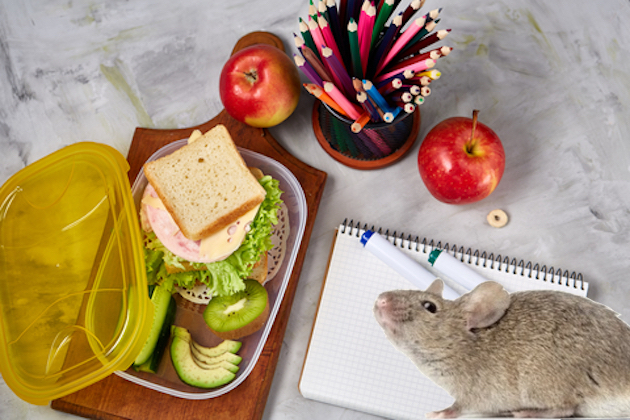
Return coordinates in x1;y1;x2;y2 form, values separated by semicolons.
373;279;630;418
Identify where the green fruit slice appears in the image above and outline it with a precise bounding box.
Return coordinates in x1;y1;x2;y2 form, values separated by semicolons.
170;328;235;388
191;338;242;357
191;343;242;366
203;279;268;335
192;357;239;374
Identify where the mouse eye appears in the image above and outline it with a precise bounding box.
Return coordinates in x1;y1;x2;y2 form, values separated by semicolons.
422;301;437;313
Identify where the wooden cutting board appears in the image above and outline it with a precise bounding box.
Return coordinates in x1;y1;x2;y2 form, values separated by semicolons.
51;31;327;420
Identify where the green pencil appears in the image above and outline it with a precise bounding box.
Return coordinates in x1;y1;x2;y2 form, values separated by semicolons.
347;18;363;79
371;0;394;48
299;17;321;61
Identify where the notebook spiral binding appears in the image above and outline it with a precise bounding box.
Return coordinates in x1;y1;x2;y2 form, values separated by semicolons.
341;219;586;291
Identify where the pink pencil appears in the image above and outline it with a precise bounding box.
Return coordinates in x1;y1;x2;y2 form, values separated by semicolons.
318;13;346;72
375;59;435;83
375;17;427;74
359;1;376;75
357;0;370;47
308;16;328;61
323;81;363;120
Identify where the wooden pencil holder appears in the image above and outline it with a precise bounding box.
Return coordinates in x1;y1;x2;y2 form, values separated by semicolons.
312;100;420;170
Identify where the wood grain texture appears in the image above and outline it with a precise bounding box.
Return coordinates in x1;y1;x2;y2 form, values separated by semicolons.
50;31;327;420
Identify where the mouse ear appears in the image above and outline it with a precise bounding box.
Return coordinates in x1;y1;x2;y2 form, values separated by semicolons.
462;281;510;331
425;279;444;297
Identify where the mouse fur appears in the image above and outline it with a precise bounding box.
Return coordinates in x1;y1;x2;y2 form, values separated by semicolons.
373;280;630;418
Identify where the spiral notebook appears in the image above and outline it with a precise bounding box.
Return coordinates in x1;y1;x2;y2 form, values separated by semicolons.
299;220;589;420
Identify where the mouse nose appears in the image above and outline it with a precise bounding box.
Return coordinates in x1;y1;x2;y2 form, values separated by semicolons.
375;294;389;308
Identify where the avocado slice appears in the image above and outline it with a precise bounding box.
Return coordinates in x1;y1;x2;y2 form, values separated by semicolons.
191;341;242;365
192;357;240;374
170;328;236;388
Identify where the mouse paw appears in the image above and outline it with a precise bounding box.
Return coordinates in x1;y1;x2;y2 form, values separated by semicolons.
426;405;461;418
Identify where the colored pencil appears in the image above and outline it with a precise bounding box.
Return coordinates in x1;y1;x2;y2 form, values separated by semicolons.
378;77;402;95
363;79;393;113
401;28;451;58
366;11;402;78
351;111;371;133
326;0;348;67
309;0;319;21
356;79;387;123
414;69;441;80
419;86;431;96
293;32;305;50
324;81;363;119
397;18;440;58
356;90;381;121
358;1;376;75
300;45;334;82
318;0;329;22
346;0;360;23
375;58;434;82
318;13;345;71
338;0;348;24
375;17;427;74
356;1;370;51
389;91;413;103
307;15;328;59
415;75;431;85
299;18;320;60
304;83;349;117
402;102;416;113
321;45;355;96
400;0;426;27
392;100;415;114
374;68;414;87
371;0;395;47
384;46;442;72
295;53;324;86
347;18;363;78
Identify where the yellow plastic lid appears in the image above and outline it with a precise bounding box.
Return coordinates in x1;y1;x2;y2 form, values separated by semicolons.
0;142;153;405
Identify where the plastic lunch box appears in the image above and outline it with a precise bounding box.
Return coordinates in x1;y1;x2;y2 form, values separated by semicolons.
0;139;306;404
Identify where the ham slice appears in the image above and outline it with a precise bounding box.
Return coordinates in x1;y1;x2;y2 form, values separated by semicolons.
141;183;239;264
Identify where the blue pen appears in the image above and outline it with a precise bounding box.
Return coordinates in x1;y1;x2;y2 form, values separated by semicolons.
360;230;460;300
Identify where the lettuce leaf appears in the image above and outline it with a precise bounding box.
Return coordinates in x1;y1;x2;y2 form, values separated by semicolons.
143;175;283;297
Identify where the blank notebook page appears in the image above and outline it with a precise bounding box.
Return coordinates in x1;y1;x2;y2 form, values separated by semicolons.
299;223;588;420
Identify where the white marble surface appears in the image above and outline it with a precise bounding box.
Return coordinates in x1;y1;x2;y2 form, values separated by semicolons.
2;0;630;419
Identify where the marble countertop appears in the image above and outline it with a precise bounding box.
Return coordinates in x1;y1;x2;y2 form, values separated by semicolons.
2;0;630;419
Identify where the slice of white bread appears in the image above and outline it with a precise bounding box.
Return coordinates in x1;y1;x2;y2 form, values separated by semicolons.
143;124;266;241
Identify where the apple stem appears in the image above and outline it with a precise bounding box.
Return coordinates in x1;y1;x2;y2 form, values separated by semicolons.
466;109;480;154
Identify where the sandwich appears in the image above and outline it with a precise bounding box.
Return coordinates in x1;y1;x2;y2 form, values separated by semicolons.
140;124;283;297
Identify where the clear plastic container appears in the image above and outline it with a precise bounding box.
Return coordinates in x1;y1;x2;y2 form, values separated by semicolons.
116;139;307;399
0;142;153;405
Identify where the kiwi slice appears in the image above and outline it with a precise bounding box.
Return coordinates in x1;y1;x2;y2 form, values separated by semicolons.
203;279;269;340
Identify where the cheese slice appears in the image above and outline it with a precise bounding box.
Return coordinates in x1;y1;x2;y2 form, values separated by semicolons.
141;194;167;211
141;183;259;263
187;129;203;144
198;204;259;261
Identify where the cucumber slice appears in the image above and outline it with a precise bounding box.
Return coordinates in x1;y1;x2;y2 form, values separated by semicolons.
148;296;177;372
133;283;174;367
134;354;155;373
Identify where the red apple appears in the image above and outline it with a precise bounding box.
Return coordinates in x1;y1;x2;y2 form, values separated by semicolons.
417;110;505;204
219;44;301;128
